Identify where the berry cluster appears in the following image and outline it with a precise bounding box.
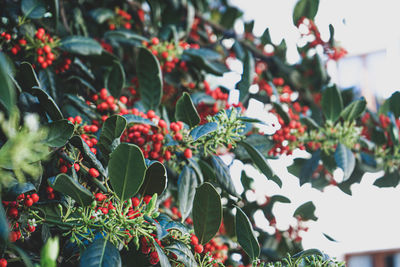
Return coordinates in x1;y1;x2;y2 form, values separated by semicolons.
108;7;133;30
33;28;58;69
2;193;39;242
203;238;229;265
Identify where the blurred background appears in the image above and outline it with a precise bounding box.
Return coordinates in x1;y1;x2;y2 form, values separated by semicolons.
224;0;400;265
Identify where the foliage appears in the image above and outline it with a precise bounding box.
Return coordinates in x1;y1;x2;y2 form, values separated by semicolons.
0;0;396;266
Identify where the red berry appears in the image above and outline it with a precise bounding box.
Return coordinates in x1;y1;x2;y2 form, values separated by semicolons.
31;193;39;203
90;125;99;132
8;208;18;218
161;51;169;59
0;258;7;267
16;194;25;200
9;231;18;242
184;148;192;159
43;45;51;53
24;198;33;207
89;168;99;178
95;193;106;201
28;225;36;232
147;110;155;119
119;96;128;104
191;235;199;245
150;251;158;259
11;47;18;55
151;37;159;45
4;34;11;41
143;195;152;204
194;244;203;253
74;163;80;172
19;39;27;46
60;165;68;173
74;116;82;124
37;56;45;63
158;119;167;128
164;150;171;160
131;197;140;207
109;24;116;30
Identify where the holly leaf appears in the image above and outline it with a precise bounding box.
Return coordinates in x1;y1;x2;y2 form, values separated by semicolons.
340;98;367;121
44;119;74;147
97;115;127;162
80;237;121;267
293;201;318;221
59;36;103;56
175;92;200;128
193;183;222;244
235;207;260;261
334;143;355;181
108;143;147;201
236;49;255;102
139;162;167;196
105;61;125;98
178;166;197;221
321;85;343;122
49;174;94;206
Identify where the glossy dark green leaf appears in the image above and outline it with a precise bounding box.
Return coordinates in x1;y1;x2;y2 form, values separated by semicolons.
0;53;15;114
193;182;222;244
80;238;121;267
44;119;74;147
67;76;96;93
220;6;242;29
239;141;282;187
183;49;228;76
123;114;157;126
105;61;125;98
374;171;400;188
240;171;254;191
38;68;57;101
18;62;40;91
300;116;320;130
237;50;255;102
234;134;274;161
144;215;169;240
293;201;318;221
65;94;98;121
60;36;102;56
323;233;338;242
272;102;290;125
108;143;146;201
89;8;114;24
175;92;200;128
198;159;217;181
178;166;197;221
153;242;172;267
292;248;323;259
334;143;355;181
292;0;319;25
137;47;163;110
389;91;400;118
0;201;9;246
104;30;148;46
49;174;94;206
139;162;167;196
321;85;343;122
165;240;197;266
340;98;367;121
337;162;364;195
5;181;36;198
261;27;272;45
190;92;216;105
298;150;321;185
211;156;240;197
31;87;63;120
235;207;260;261
21;0;46;19
70;136;107;178
189;122;218;141
97;115;127;162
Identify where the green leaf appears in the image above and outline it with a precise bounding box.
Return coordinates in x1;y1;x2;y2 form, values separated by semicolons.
300;116;319;130
220;6;242;29
293;201;318;221
193;182;222;244
388;91;400;118
97;115;127;162
334;143;355;181
153;242;172;267
80;237;121;267
261;27;272;45
178;166;197;221
323;233;338;242
104;30;148;46
40;237;59;267
49;174;94;206
136;47;163;110
292;248;323;259
183;49;228;76
38;68;57;101
139;162;167;196
292;150;321;186
236;50;255;102
0;53;15;115
108;143;146;201
18;62;40;91
70;136;107;178
235;207;260;261
89;8;114;24
374;171;400;188
189;122;218;141
190;92;216;105
44;119;74;147
21;0;46;19
165;240;197;266
59;36;103;56
239;141;282;187
175;92;200;128
292;0;320;25
31;87;63;121
123;114;157;126
272;102;290;125
321;85;343;122
340;98;367;121
105;61;125;98
0;201;9;246
211;156;240;197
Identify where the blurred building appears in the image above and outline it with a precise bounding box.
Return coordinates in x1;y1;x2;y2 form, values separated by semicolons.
346;249;400;267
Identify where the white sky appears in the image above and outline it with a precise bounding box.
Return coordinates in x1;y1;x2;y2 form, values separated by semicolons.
224;0;400;260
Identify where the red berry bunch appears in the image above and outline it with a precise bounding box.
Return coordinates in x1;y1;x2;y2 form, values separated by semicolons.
33;28;58;69
2;193;40;242
203;238;229;265
108;7;133;30
55;54;72;73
